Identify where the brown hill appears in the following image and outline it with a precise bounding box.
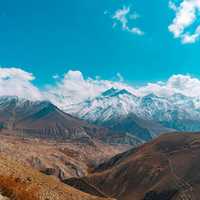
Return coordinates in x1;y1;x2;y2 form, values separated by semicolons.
0;154;115;200
0;96;142;146
65;133;200;200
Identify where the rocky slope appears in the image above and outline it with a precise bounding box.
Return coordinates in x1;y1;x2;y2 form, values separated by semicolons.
65;133;200;200
0;134;129;181
0;96;142;146
99;113;174;141
0;154;115;200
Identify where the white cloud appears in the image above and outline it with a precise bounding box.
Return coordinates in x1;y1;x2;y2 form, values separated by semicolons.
112;6;130;30
167;74;200;96
44;70;137;109
112;6;144;36
168;0;200;44
0;67;43;100
0;68;34;81
182;25;200;43
169;0;178;11
137;74;200;97
130;27;144;35
2;68;200;110
44;71;200;109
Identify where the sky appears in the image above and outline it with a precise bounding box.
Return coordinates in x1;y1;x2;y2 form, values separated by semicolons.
1;0;200;106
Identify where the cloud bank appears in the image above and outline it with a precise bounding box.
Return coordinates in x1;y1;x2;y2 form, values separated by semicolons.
137;74;200;97
44;70;137;109
168;0;200;44
1;67;200;109
0;68;42;100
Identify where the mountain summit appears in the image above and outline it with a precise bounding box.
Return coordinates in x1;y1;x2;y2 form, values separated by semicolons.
65;88;200;137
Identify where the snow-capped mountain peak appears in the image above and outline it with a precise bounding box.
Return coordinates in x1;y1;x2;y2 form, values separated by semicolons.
65;87;140;122
64;88;200;133
101;87;119;97
101;87;134;98
0;96;54;116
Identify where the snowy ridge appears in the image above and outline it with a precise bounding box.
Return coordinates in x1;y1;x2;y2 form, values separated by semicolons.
66;88;139;122
65;88;200;132
0;95;53;117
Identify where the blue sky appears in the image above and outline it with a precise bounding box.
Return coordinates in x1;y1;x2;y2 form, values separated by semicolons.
0;0;200;87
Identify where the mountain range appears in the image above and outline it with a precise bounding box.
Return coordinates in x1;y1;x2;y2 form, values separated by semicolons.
65;88;200;139
2;88;200;144
0;96;142;146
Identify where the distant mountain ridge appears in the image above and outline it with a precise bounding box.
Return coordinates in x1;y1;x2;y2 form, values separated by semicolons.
3;91;200;144
65;88;200;136
0;96;142;146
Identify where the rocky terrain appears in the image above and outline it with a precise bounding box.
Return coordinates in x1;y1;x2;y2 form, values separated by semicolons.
0;154;115;200
0;134;129;180
65;133;200;200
